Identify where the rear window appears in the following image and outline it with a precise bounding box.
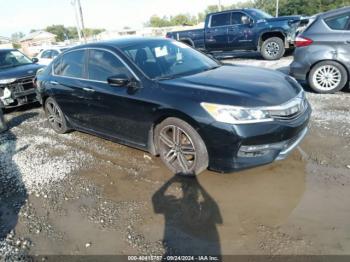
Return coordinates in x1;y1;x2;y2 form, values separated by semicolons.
325;13;350;30
210;13;231;27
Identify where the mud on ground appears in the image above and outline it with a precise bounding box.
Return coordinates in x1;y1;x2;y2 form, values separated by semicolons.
0;56;350;260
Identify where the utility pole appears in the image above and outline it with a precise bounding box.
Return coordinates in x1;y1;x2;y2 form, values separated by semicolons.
77;0;87;43
71;0;82;42
218;0;222;11
276;0;279;17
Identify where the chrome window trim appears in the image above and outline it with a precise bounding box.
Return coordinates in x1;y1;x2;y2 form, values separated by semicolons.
208;11;254;28
51;47;140;83
208;11;232;28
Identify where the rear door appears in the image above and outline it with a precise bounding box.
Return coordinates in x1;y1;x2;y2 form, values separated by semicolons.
205;12;231;51
50;49;94;128
323;12;350;68
227;12;255;50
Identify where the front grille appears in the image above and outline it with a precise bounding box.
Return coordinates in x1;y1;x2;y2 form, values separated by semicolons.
9;76;35;92
2;76;37;106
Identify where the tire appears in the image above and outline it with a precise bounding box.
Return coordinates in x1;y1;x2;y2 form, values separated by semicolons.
44;97;69;134
155;117;208;176
261;37;285;60
308;61;348;94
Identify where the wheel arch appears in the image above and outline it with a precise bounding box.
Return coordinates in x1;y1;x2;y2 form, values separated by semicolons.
258;31;286;50
147;109;203;156
179;38;195;48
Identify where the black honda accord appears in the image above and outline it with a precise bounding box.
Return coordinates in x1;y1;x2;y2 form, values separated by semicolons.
36;38;311;176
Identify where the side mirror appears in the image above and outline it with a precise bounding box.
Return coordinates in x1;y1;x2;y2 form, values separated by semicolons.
242;16;253;26
32;57;39;63
107;75;131;87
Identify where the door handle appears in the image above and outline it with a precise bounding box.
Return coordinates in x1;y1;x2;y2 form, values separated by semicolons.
50;81;59;85
82;87;95;92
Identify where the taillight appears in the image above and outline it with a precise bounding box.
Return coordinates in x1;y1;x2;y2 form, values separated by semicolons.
295;36;313;47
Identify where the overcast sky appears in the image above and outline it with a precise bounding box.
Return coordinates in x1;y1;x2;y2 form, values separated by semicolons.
0;0;238;37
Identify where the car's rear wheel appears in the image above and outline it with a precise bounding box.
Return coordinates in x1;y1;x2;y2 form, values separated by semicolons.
45;97;69;134
308;61;348;94
261;37;285;60
155;117;208;176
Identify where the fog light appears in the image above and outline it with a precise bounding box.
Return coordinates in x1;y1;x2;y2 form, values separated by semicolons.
238;141;288;158
238;144;271;157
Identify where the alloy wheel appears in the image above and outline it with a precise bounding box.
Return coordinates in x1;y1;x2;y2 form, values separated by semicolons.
312;65;341;91
158;125;196;174
46;100;64;132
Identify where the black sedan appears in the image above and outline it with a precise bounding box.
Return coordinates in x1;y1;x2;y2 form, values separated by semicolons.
36;38;311;176
0;49;44;108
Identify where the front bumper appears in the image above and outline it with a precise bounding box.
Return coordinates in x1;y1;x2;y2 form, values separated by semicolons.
0;77;38;108
201;104;311;173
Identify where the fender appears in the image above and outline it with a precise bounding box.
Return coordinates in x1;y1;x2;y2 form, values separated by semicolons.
257;29;288;51
179;38;195;48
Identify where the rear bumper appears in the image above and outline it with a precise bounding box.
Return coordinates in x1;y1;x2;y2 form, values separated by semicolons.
290;61;308;81
201;104;311;173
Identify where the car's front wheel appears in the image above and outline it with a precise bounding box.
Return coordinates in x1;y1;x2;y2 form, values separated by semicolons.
155;117;208;176
308;61;348;94
45;97;69;134
261;37;285;60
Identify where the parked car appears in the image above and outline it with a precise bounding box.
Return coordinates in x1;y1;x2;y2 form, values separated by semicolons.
290;6;350;93
36;38;311;176
0;49;45;108
36;47;70;65
166;8;306;60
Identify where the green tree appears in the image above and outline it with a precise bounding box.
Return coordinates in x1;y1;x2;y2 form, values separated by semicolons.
148;15;172;27
45;25;69;41
11;32;25;42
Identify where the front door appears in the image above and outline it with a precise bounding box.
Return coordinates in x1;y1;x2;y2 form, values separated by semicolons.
227;12;255;50
84;48;153;146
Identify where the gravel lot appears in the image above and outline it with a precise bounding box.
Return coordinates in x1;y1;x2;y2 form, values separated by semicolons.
1;54;350;260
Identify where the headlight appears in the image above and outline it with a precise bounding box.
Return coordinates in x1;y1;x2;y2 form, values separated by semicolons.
201;102;273;124
0;78;16;85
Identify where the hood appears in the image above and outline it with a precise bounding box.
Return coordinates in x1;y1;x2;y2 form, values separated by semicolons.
265;15;302;23
161;65;301;107
0;63;45;80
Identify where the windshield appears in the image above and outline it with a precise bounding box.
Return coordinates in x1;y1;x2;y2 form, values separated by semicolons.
121;40;219;80
0;50;33;69
249;9;273;20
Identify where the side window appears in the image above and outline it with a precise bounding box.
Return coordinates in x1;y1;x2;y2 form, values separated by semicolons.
54;50;85;78
51;50;59;58
41;50;52;59
325;13;350;30
231;12;245;25
87;49;131;82
210;13;231;27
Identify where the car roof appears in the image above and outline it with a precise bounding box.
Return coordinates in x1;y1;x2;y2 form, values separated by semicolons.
69;37;173;50
0;48;16;52
318;6;350;19
204;8;257;15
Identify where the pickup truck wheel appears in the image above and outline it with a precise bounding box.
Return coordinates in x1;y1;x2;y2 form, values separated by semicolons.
261;37;285;60
155;117;208;176
308;61;348;94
